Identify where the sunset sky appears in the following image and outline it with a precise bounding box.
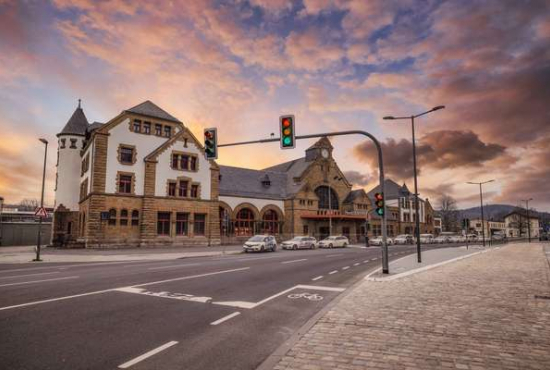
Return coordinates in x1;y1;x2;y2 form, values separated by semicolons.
1;0;549;211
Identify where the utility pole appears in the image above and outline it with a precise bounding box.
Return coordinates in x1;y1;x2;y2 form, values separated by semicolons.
34;138;48;262
521;198;533;242
467;180;494;247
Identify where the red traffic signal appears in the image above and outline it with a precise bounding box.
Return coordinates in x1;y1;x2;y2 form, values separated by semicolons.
280;115;295;149
375;192;384;216
204;128;218;160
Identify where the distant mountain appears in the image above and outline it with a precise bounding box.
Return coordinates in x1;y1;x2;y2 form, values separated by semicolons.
458;204;550;221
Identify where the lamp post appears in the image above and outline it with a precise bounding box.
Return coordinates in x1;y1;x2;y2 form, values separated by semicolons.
0;196;4;246
34;138;48;262
384;105;445;263
467;180;494;247
521;198;533;242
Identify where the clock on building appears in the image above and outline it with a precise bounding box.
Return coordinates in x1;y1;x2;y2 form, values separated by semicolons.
321;149;329;158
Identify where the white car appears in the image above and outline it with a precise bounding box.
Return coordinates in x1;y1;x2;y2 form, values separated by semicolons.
450;235;466;243
394;234;414;245
282;236;317;250
434;232;456;244
318;236;349;248
369;236;394;246
419;234;434;244
243;235;277;253
466;234;478;242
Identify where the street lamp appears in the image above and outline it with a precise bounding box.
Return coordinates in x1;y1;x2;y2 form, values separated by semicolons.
466;179;494;247
521;198;533;242
34;138;48;262
328;175;343;236
383;105;445;263
0;196;4;246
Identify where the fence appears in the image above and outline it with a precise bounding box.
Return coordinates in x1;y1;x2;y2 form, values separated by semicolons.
0;222;52;247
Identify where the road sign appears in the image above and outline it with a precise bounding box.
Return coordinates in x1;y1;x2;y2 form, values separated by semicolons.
34;207;49;218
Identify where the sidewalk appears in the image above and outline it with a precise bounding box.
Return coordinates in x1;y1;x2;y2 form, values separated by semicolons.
0;245;243;263
271;243;550;370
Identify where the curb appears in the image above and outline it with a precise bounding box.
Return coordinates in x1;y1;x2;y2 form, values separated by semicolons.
256;265;380;370
366;247;499;282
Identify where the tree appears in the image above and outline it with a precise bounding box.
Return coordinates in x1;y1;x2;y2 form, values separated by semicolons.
438;195;459;232
18;199;40;211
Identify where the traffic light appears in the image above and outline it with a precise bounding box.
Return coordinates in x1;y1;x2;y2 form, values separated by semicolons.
374;192;384;216
280;115;295;149
462;218;470;229
204;128;218;160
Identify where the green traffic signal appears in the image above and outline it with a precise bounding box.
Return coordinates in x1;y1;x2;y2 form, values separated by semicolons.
280;115;295;149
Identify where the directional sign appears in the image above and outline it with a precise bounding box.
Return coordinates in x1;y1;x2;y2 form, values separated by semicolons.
34;207;49;218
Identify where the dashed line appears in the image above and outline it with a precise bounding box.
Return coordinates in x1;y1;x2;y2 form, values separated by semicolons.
118;341;178;368
353;263;360;266
329;270;338;275
363;260;369;263
342;266;350;270
210;312;241;326
312;276;323;281
0;271;60;280
0;276;78;288
325;254;342;257
148;263;202;271
281;259;308;264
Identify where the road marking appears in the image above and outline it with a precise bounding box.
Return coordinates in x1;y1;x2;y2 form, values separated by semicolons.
312;276;323;281
363;260;369;263
342;266;350;270
298;285;345;292
353;263;360;266
329;270;338;275
210;312;241;326
0;267;250;311
115;287;212;303
147;263;202;271
0;271;60;280
0;276;78;288
372;258;379;260
0;261;145;274
118;341;178;369
281;259;307;264
325;254;342;257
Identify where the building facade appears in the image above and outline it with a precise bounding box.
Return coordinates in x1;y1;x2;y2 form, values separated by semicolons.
470;219;506;238
504;211;540;238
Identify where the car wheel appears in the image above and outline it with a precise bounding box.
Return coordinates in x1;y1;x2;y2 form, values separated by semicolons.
329;244;333;249
343;243;348;248
261;245;265;252
293;245;297;250
310;244;314;249
244;249;248;253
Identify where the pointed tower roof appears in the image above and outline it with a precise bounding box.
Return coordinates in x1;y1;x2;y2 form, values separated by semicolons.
125;100;181;123
58;100;89;136
307;136;333;150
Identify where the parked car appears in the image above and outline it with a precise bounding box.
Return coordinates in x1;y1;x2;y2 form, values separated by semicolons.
394;234;414;245
539;232;549;241
434;232;456;244
243;235;277;253
318;236;349;248
466;234;478;242
450;235;466;243
419;234;434;244
281;236;317;250
369;236;394;246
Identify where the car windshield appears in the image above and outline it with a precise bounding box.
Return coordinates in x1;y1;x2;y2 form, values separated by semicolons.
396;235;407;238
248;236;265;242
292;237;305;241
324;236;337;240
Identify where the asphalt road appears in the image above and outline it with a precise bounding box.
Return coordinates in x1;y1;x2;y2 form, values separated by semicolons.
0;243;452;370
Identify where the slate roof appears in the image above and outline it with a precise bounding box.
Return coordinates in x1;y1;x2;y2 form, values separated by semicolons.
59;107;89;136
343;189;367;203
125;100;181;123
87;122;104;132
219;165;288;200
367;179;411;200
308;136;333;149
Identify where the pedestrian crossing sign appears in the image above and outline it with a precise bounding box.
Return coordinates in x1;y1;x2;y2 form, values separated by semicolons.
34;207;49;218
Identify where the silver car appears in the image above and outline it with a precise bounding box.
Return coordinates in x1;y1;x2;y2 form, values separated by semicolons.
243;235;277;253
282;236;317;250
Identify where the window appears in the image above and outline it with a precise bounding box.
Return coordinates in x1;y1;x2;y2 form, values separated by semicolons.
142;122;151;134
80;179;88;200
120;146;134;164
120;209;128;226
157;212;171;235
164;126;172;137
307;200;313;206
133;119;141;133
176;213;189;235
303;225;309;235
262;210;278;234
108;208;117;226
168;181;176;197
299;200;305;206
60;138;66;148
315;186;339;210
190;184;199;198
118;174;132;194
155;124;162;136
131;210;139;226
171;154;179;169
180;155;189;170
178;181;188;197
81;154;90;175
194;214;206;236
235;208;254;236
190;157;197;171
70;138;77;148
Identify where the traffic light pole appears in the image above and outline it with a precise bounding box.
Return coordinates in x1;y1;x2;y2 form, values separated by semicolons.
219;130;390;274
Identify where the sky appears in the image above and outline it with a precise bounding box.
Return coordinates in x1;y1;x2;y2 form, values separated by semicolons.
0;0;549;211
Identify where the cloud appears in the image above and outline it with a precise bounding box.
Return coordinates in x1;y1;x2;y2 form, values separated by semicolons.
343;170;375;187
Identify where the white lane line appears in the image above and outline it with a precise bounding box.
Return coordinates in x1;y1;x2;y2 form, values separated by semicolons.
0;261;144;274
297;285;345;292
147;263;201;271
0;271;60;280
118;341;178;369
329;270;338;275
312;276;323;281
0;276;78;288
281;259;307;264
353;263;360;266
210;312;241;326
342;266;350;270
372;258;379;260
130;267;250;288
0;267;251;311
363;260;369;263
325;254;342;257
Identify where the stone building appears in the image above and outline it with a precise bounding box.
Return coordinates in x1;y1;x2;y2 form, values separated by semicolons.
504;211;540;238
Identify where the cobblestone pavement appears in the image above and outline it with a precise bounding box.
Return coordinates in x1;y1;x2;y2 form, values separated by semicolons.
273;243;550;370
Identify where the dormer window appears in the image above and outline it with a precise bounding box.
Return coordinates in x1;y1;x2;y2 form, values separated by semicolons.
60;139;66;149
133;119;141;133
143;122;151;134
155;124;162;136
261;174;271;188
164;126;172;138
70;139;77;148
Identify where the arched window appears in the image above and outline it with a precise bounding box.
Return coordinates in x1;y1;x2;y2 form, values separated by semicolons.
131;210;139;226
108;208;117;226
235;208;255;236
120;209;128;226
219;207;231;236
315;186;339;210
262;210;279;235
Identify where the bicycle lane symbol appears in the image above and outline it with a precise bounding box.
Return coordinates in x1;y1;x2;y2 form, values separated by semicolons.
287;292;323;301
